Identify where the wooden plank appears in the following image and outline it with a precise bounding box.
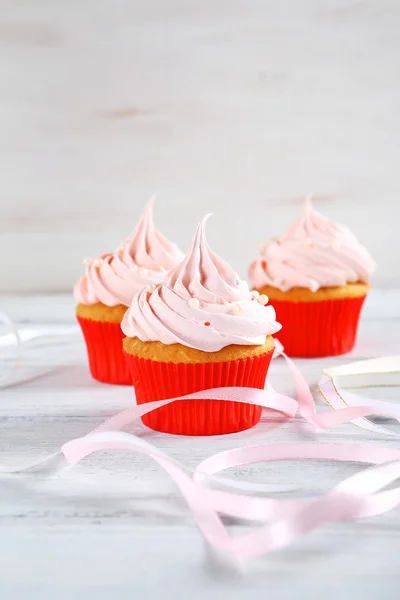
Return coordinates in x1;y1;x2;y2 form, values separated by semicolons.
0;290;399;597
0;1;399;291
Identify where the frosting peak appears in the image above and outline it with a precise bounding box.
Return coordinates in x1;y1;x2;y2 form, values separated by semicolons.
249;197;376;292
121;195;183;272
74;197;184;307
122;215;281;351
166;214;243;303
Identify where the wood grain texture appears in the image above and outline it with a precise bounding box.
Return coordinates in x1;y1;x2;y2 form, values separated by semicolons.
0;289;400;599
0;0;399;292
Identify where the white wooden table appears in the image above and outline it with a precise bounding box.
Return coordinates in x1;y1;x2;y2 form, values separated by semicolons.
0;291;399;600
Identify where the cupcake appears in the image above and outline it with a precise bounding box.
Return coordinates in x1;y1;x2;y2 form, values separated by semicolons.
74;198;184;384
248;196;375;357
122;215;281;435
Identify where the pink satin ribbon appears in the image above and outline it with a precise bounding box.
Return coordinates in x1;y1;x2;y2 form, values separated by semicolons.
1;319;400;561
62;433;400;560
274;341;400;428
3;369;399;560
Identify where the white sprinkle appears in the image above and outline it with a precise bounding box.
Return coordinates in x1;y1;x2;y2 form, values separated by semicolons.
251;290;260;299
258;294;269;306
138;267;148;276
146;284;156;293
188;297;200;309
232;305;243;316
304;237;313;247
83;257;91;265
92;257;104;268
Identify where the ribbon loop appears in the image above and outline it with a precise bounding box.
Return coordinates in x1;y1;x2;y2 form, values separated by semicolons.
1;312;400;561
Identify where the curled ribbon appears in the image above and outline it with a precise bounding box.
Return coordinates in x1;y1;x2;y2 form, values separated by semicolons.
1;313;400;561
319;355;400;436
2;387;400;560
0;321;80;388
62;434;400;560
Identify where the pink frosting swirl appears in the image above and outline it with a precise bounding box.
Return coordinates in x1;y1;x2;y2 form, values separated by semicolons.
122;215;281;352
74;197;184;307
249;197;376;292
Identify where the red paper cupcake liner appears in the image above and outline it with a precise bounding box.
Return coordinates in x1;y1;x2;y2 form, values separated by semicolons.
77;316;131;385
123;348;274;435
269;295;367;358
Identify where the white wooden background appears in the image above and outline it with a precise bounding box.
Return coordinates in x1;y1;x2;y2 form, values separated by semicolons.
1;290;400;599
1;0;400;292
